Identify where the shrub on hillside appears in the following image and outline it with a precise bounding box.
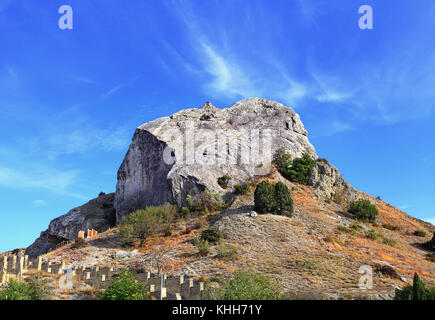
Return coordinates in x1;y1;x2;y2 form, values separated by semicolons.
253;181;276;214
282;153;316;185
25;275;49;300
254;181;294;216
274;182;294;217
186;190;228;212
0;279;31;300
194;238;210;257
201;227;223;244
234;183;250;195
119;205;177;245
179;206;190;217
216;241;238;261
426;252;435;262
204;270;282;300
105;208;117;227
274;147;292;172
97;270;149;300
348;199;378;223
413;230;426;237
217;175;232;189
394;273;435;300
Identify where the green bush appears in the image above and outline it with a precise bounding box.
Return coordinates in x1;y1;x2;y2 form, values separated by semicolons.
274;148;292;172
426;252;435;262
234;183;250;195
274;182;293;217
105;208;117;227
274;149;316;185
201;227;223;244
186;190;228;212
254;181;294;216
337;225;357;236
283;153;316;185
413;230;426;237
254;181;276;214
97;270;149;300
0;279;31;300
164;228;172;237
217;175;232;189
119;205;177;245
217;241;238;261
26;275;49;300
394;273;435;300
365;229;381;240
348;199;379;223
194;238;210;257
179;206;190;217
204;270;282;300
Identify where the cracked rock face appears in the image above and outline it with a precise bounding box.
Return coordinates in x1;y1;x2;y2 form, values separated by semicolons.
115;98;317;222
25;193;116;257
308;161;358;200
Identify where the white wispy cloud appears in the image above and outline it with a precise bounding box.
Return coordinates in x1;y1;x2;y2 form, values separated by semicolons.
102;84;123;98
424;217;435;225
201;43;260;99
32;200;47;206
0;165;87;199
74;77;95;84
297;0;321;26
7;66;17;79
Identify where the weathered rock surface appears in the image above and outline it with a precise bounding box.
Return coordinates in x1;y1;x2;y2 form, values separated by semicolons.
25;193;116;257
425;232;435;251
308;161;358;200
115;98;317;221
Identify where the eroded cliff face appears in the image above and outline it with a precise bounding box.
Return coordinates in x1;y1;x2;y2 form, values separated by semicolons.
308;161;358;201
115;98;318;221
25;193;115;257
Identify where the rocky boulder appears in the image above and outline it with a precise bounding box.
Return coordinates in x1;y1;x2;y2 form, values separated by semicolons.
308;161;358;201
425;232;435;251
26;193;116;257
114;98;317;222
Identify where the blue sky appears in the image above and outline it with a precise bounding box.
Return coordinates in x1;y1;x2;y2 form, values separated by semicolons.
0;0;434;252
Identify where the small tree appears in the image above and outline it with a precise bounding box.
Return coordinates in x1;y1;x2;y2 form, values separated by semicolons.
201;227;223;244
274;182;293;217
194;238;210;257
119;205;176;246
284;153;315;185
217;175;232;189
412;273;427;300
98;270;150;300
348;199;379;223
204;270;282;300
254;181;294;217
254;181;276;214
274;147;292;172
0;280;31;300
394;272;435;300
234;183;250;195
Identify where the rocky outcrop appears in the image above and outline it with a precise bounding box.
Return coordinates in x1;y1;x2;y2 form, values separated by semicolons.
308;161;358;200
25;193;115;257
115;98;317;222
425;232;435;251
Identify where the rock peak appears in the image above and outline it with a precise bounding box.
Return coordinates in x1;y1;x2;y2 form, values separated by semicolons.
115;98;317;221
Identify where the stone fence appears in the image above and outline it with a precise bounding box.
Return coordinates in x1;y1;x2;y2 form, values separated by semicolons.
0;255;204;300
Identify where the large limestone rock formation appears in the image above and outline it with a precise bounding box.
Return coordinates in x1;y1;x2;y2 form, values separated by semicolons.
308;161;358;200
115;98;318;221
25;193;115;257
